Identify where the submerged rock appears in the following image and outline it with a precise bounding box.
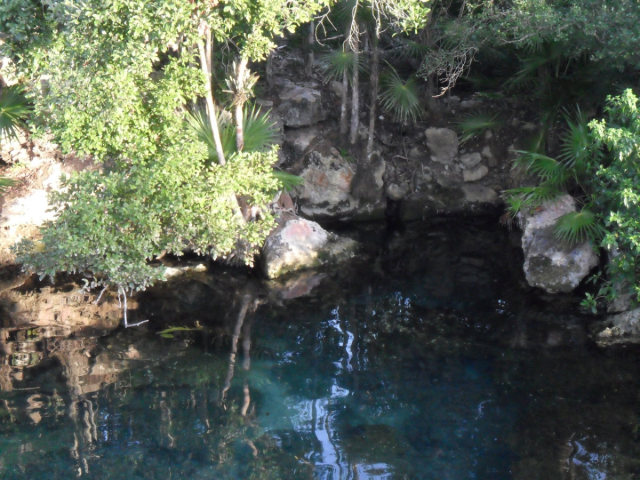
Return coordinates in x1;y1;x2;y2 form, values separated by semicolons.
597;309;640;345
261;214;358;279
521;195;599;293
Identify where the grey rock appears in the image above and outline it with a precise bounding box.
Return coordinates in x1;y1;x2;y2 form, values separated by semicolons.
461;184;498;203
460;152;482;169
284;127;320;157
463;164;489;182
329;81;344;97
262;214;358;278
521;195;599;293
351;153;386;203
278;84;325;127
425;128;459;165
298;151;386;221
386;182;410;201
597;308;640;345
408;146;423;160
459;99;483;110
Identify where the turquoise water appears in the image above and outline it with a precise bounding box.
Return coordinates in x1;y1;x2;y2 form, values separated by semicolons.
1;220;640;479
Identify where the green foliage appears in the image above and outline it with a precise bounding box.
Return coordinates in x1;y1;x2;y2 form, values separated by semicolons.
322;50;355;82
553;210;604;244
512;152;569;186
272;171;304;192
504;89;640;306
456;110;503;143
187;104;299;191
157;324;203;339
588;89;640;302
15;146;282;291
0;177;15;193
0;86;31;142
379;67;421;123
187;104;278;166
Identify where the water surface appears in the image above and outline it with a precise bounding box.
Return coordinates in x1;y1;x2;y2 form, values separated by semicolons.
1;219;639;479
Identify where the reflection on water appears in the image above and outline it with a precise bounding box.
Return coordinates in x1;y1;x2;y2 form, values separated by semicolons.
0;219;639;479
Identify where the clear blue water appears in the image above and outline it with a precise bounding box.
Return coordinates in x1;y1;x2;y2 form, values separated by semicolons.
1;220;640;479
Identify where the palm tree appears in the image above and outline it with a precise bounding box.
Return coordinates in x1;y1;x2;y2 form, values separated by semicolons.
503;108;604;244
0;85;31;193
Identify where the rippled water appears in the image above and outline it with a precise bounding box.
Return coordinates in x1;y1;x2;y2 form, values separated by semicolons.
1;219;640;479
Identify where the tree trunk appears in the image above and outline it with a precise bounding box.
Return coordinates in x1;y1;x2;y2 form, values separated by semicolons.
197;33;226;166
366;37;379;157
234;57;249;152
349;37;360;145
340;62;349;136
304;21;315;77
266;51;274;89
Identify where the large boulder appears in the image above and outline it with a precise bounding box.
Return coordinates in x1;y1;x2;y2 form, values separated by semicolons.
261;214;358;279
297;151;386;221
277;80;325;128
521;195;599;293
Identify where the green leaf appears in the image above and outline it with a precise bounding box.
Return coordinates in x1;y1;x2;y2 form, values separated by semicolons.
0;86;31;142
553;209;604;244
456;110;504;143
379;66;421;123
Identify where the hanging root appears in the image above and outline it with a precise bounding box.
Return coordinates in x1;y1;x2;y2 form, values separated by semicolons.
117;286;148;328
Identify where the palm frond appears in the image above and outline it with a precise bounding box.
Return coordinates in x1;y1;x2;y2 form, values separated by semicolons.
379;67;421;123
504;185;563;205
394;39;430;61
242;105;279;153
186;107;220;164
558;106;593;172
0;177;15;193
321;49;367;84
513;151;569;185
187;105;277;165
0;86;31;142
553;209;604;244
500;194;526;228
456;110;504;143
272;171;304;191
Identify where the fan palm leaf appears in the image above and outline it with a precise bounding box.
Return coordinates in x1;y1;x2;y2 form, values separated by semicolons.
0;86;31;142
504;185;562;205
554;209;604;244
558;106;594;172
272;171;304;191
379;67;421;123
0;177;15;193
187;105;278;165
513;151;570;186
456;110;504;143
321;50;367;83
